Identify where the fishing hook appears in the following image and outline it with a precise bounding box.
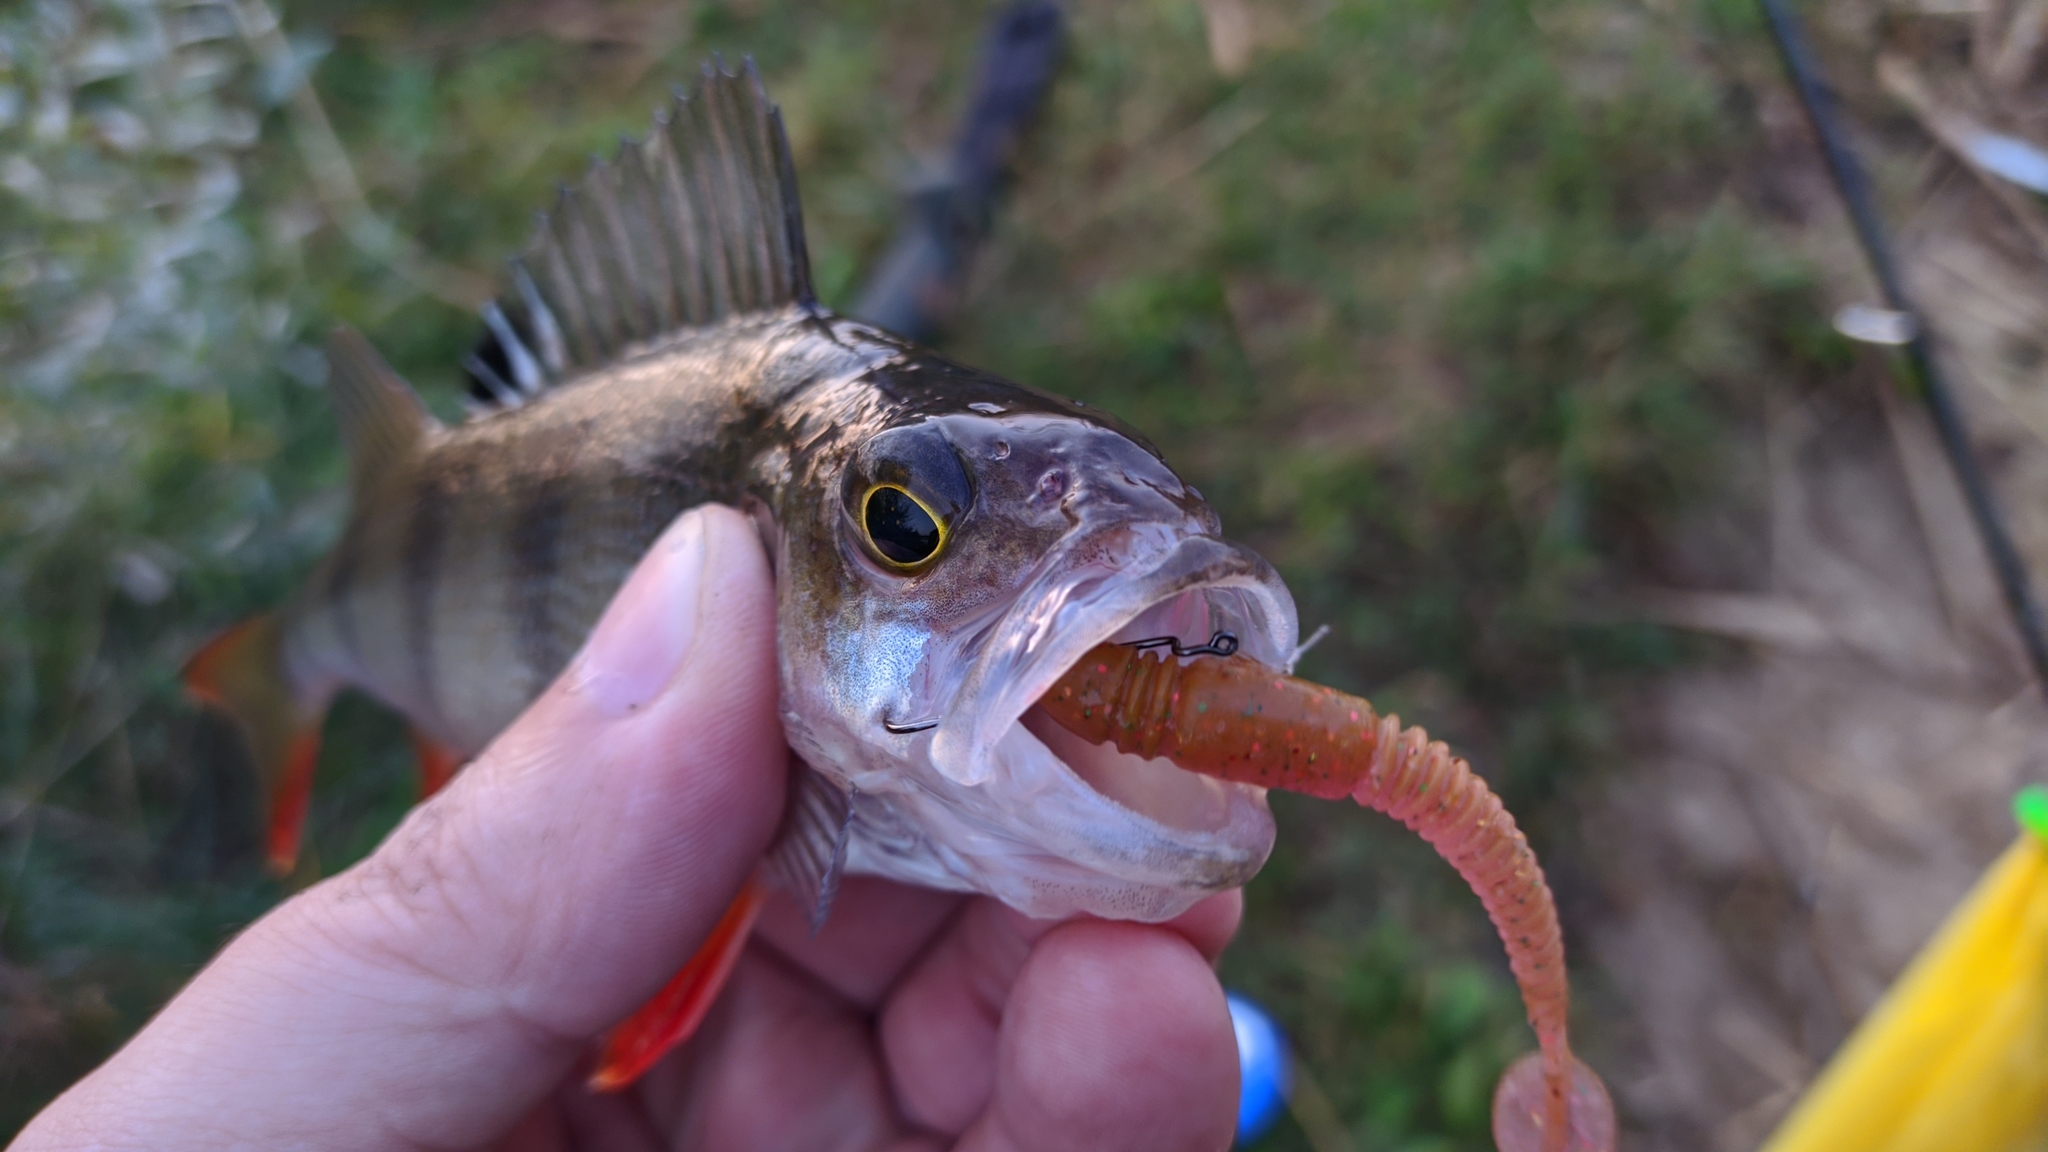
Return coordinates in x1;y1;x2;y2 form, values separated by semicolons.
882;630;1240;734
1123;630;1239;658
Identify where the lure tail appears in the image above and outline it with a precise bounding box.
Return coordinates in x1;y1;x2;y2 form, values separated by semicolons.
1041;642;1616;1152
182;613;327;875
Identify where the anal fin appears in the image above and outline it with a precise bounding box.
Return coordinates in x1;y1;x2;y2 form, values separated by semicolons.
266;729;323;874
590;877;765;1091
408;728;465;798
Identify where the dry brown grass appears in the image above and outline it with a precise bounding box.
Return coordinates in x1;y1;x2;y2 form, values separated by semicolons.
1579;4;2048;1144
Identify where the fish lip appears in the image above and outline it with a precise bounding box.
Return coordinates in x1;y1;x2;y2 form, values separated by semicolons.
928;528;1298;787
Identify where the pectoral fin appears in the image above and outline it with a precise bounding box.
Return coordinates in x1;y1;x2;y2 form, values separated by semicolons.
589;877;765;1091
758;761;853;933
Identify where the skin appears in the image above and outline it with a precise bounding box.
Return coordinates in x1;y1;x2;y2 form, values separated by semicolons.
11;506;1241;1152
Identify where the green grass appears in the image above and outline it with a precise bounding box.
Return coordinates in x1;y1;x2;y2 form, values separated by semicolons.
0;0;1844;1141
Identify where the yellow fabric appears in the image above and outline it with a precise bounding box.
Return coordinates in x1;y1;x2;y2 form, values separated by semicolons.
1762;836;2048;1152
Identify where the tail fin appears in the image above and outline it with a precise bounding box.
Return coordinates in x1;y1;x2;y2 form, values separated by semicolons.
182;614;326;875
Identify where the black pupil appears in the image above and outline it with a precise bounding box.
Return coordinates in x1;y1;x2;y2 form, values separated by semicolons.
866;487;942;565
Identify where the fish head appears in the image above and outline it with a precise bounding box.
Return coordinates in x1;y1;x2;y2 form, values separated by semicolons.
776;360;1296;922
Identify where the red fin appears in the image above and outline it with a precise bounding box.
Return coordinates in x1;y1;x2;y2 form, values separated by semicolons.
265;729;322;874
409;729;464;798
590;878;765;1092
182;614;327;876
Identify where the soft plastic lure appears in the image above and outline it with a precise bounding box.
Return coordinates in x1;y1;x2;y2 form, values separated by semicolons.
1039;639;1616;1152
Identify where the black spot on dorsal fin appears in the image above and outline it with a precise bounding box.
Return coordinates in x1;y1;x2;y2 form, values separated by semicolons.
328;326;442;499
464;57;816;412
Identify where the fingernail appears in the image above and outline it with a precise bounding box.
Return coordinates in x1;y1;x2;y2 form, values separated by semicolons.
568;508;711;716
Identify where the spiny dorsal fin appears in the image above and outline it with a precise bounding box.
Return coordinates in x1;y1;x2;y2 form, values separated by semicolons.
327;327;441;497
463;58;815;410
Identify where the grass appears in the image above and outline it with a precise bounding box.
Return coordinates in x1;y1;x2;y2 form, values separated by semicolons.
0;0;1845;1142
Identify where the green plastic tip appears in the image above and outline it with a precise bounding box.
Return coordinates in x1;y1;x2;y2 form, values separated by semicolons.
2015;785;2048;844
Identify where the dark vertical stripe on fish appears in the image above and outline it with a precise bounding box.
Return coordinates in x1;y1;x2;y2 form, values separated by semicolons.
510;478;572;683
403;471;453;721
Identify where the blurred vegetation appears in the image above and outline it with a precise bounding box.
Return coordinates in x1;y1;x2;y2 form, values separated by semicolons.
0;0;1843;1143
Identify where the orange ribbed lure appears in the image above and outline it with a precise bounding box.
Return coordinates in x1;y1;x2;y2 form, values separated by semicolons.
1040;641;1616;1152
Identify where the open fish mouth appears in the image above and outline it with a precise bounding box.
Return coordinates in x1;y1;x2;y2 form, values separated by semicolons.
930;527;1298;837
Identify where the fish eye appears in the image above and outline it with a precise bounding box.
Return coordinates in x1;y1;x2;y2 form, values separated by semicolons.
863;484;946;568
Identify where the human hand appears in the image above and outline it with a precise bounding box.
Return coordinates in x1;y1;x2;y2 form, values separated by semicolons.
12;505;1243;1151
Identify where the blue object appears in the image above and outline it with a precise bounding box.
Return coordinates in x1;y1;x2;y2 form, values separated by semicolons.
1226;992;1291;1145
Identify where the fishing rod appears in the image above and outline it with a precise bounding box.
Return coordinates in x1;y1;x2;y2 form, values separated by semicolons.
854;0;1064;341
1757;0;2048;702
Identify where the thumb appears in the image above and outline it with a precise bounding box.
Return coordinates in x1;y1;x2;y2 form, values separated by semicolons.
16;504;786;1151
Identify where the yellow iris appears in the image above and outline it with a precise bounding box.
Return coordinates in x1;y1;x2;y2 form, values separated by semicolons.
862;484;948;569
